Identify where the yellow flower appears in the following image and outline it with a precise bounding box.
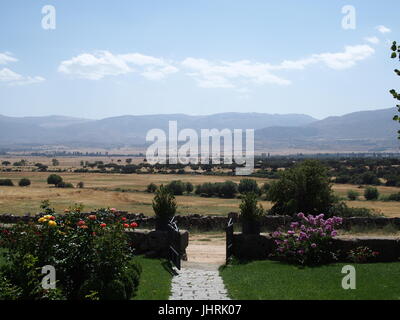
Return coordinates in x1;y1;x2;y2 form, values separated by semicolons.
44;215;52;219
48;220;57;227
38;217;45;223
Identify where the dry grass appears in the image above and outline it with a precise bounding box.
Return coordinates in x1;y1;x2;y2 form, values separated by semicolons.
0;171;399;217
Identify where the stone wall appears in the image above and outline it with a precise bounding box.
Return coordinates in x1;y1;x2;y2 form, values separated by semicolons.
1;212;400;232
232;233;400;262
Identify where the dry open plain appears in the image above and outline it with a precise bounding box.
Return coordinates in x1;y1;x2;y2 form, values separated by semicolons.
0;171;399;217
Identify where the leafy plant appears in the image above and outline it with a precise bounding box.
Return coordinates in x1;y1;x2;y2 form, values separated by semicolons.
271;213;343;266
364;187;379;201
152;185;177;220
390;41;400;139
348;246;379;263
267;160;335;216
347;190;360;201
239;192;264;222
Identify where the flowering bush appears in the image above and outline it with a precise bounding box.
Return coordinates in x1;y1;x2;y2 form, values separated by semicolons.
271;213;343;266
0;202;140;300
348;246;379;263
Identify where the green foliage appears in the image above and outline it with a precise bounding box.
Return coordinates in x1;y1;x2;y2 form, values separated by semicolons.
390;41;400;138
77;181;85;188
18;178;31;187
185;182;194;194
0;203;141;300
239;192;264;222
364;187;379;201
238;179;260;195
166;180;186;195
328;202;378;217
267;160;335;216
387;192;400;201
347;190;360;201
152;185;177;219
47;174;63;186
0;179;14;186
146;183;157;193
56;181;74;188
195;181;238;198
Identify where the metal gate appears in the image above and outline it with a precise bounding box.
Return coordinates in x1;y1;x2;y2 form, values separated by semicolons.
167;217;181;270
225;218;234;264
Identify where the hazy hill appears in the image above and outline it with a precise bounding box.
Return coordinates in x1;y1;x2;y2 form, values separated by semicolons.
255;108;399;152
0;109;399;152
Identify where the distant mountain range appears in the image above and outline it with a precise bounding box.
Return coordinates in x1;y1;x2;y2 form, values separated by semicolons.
0;109;399;153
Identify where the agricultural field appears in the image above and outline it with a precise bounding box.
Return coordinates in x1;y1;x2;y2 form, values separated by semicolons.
0;170;399;217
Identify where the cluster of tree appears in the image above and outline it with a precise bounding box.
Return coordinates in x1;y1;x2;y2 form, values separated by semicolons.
265;160;378;217
46;174;84;189
146;181;193;195
0;178;31;187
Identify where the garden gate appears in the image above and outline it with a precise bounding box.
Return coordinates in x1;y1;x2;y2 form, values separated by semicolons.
225;218;234;264
167;217;181;270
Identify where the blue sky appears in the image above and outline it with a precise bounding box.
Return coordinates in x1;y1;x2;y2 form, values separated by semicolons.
0;0;398;119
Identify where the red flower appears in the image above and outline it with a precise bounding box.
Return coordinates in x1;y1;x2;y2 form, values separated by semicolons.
121;217;127;221
77;220;85;226
123;223;129;228
100;223;107;228
130;222;138;228
49;216;56;221
88;215;97;221
92;232;96;236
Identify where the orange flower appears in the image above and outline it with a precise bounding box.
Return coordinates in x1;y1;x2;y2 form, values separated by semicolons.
123;223;129;228
88;215;97;221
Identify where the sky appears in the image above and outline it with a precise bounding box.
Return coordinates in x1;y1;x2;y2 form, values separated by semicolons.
0;0;398;120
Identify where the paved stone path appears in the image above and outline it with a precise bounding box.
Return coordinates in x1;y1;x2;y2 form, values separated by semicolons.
169;262;230;300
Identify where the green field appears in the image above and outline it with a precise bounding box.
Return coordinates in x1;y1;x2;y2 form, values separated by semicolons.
220;260;400;300
133;256;173;300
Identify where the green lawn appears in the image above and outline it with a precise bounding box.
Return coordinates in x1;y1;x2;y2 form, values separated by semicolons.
220;260;400;300
133;256;173;300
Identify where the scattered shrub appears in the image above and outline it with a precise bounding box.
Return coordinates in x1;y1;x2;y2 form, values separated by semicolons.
364;187;379;201
387;192;400;201
328;202;378;217
77;181;85;189
18;178;31;187
238;179;260;195
146;183;157;193
47;174;63;186
0;179;14;186
347;190;360;201
185;182;194;194
166;180;186;195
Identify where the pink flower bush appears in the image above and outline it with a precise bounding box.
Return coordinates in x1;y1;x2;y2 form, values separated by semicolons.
271;213;343;265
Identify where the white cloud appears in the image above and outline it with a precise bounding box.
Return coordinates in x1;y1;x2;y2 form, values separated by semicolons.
181;44;374;89
58;51;178;80
0;52;45;86
57;44;375;89
365;36;380;45
376;25;391;34
0;53;17;65
0;68;44;86
311;45;375;70
181;58;291;88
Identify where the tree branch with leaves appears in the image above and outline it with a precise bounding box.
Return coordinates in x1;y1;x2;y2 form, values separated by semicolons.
390;41;400;139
